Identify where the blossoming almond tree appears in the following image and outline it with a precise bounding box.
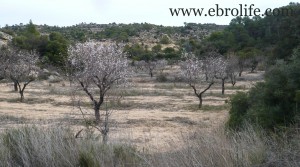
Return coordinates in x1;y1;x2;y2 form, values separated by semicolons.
214;56;229;95
226;56;239;87
135;59;167;78
4;49;39;102
180;53;219;108
68;42;131;124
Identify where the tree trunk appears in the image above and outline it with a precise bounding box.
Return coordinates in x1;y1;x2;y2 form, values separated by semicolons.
101;102;110;144
94;105;100;124
232;81;236;87
16;81;24;102
94;96;104;125
150;69;153;78
239;71;242;77
222;79;225;95
198;95;203;108
14;81;18;91
17;81;32;102
190;82;213;109
251;66;256;73
230;75;236;87
19;90;24;102
102;134;108;144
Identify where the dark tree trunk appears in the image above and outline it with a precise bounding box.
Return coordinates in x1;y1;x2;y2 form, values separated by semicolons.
232;81;236;87
94;105;100;124
94;96;104;125
80;81;105;124
102;108;110;144
79;81;111;143
198;95;203;108
150;69;153;78
102;134;108;144
222;79;225;95
190;82;214;109
18;85;26;102
230;74;236;87
250;61;258;73
16;80;32;102
16;81;23;102
238;60;244;77
251;66;256;73
14;81;18;91
19;91;24;102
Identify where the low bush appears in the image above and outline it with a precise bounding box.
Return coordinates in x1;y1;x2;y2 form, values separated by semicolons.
156;73;168;82
226;91;249;130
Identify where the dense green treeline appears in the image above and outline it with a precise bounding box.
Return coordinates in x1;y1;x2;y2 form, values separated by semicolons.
203;3;300;60
224;3;300;130
1;22;224;43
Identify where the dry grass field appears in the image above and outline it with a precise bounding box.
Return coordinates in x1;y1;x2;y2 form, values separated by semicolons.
0;66;264;153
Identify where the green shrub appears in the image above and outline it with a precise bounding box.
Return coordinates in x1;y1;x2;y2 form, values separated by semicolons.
226;92;249;130
160;35;170;44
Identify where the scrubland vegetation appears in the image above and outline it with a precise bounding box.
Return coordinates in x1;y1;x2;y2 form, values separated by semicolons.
0;2;300;167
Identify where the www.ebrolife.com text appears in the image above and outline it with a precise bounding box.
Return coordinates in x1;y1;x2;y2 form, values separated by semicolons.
170;4;294;17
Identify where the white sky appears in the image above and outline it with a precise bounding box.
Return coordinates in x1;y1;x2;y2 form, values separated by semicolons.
0;0;296;27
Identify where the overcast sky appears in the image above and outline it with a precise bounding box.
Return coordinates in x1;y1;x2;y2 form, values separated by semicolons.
0;0;295;27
